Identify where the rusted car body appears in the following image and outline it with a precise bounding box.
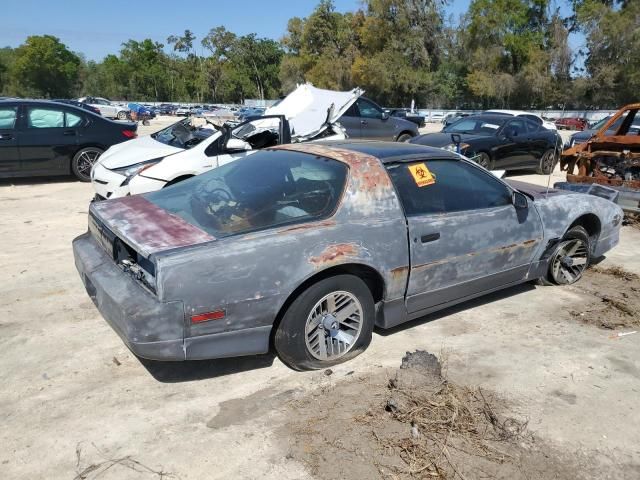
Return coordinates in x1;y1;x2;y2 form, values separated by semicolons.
73;142;622;369
559;103;640;213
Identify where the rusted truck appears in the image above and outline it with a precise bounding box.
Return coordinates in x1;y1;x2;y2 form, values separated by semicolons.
556;103;640;213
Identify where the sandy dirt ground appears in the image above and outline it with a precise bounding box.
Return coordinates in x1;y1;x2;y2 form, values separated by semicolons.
1;118;639;479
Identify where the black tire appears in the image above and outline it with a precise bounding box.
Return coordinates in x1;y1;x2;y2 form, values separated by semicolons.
539;226;590;286
476;152;491;169
397;133;413;142
71;147;103;182
117;111;128;120
536;149;557;175
274;274;375;371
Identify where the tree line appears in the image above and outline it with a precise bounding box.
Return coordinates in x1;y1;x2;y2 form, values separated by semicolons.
0;0;637;109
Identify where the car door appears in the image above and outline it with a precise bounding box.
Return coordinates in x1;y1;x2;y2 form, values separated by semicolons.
356;98;389;139
338;102;362;138
526;120;549;165
20;105;80;174
0;104;20;174
385;158;543;316
493;119;533;170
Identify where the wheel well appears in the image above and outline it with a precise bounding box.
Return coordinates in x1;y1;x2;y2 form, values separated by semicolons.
568;213;601;240
396;131;415;141
164;174;195;187
269;264;385;347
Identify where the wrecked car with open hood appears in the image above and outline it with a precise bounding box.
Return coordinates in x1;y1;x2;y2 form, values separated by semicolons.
74;141;622;370
557;103;640;213
90;84;362;200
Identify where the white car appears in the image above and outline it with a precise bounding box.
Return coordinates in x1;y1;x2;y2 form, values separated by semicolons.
78;96;130;120
175;106;191;116
91;84;362;200
484;109;557;130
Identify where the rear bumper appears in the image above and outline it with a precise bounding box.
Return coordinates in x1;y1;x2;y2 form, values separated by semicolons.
73;232;185;360
73;232;272;361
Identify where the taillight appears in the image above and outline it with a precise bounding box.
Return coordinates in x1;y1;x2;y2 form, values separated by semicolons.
122;130;137;138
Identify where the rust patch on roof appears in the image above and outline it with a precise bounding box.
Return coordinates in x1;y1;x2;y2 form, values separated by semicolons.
309;243;359;267
271;143;394;194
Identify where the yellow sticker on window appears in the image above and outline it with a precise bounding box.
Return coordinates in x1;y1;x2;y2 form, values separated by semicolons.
408;163;435;187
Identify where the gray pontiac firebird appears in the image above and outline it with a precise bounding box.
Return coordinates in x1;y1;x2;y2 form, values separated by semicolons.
73;141;623;370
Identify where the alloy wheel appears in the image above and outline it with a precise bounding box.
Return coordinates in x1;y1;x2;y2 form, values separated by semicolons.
542;151;555;173
304;291;363;360
550;239;588;284
75;149;102;181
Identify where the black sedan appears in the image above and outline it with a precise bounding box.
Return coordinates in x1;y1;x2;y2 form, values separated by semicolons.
0;99;137;182
411;114;562;174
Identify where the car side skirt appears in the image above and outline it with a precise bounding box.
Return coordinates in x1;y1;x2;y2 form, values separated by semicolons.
377;265;532;329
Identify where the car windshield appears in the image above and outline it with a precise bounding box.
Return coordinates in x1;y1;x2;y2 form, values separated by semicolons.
151;119;214;149
144;149;348;238
443;117;505;135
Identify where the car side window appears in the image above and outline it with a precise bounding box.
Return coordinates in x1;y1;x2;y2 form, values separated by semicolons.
522;114;542;125
0;107;18;129
343;102;360;117
357;99;382;119
386;160;512;216
525;120;541;133
27;108;65;128
65;111;83;127
504;119;526;137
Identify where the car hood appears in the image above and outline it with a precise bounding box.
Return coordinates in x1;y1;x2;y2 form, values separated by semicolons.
97;135;184;169
91;195;214;257
412;132;490;147
265;83;363;140
506;180;564;200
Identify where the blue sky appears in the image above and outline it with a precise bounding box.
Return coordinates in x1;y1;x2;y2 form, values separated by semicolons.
3;0;583;62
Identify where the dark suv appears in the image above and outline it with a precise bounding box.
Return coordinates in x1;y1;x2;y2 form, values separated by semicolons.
339;97;419;141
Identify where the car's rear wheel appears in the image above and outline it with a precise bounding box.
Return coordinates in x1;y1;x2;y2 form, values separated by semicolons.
397;133;413;143
117;111;128;120
274;274;375;371
537;149;556;175
542;226;590;285
71;147;103;182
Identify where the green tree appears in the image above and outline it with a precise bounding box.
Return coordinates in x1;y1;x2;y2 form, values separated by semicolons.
11;35;81;97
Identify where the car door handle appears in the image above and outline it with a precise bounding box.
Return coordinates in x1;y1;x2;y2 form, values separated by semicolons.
361;120;368;125
0;134;14;140
63;130;76;136
420;233;440;243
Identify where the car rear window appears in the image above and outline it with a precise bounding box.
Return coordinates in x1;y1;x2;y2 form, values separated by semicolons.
145;149;348;238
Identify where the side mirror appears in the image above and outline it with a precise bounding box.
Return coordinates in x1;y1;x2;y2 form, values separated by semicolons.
512;191;528;209
381;111;389;120
450;133;462;145
225;138;252;152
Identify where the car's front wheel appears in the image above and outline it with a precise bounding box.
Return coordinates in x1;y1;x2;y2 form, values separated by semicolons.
274;274;375;371
397;133;413;142
117;111;128;120
71;147;104;182
542;226;591;285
